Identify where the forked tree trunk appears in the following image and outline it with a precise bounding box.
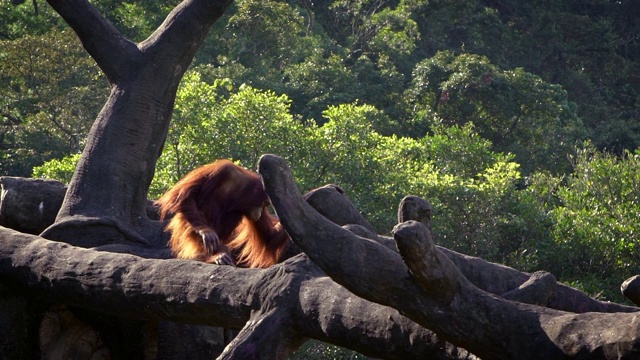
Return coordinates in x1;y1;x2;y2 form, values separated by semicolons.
40;0;233;246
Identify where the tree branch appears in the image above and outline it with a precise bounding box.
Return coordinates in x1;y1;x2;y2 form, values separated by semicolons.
303;184;376;233
0;225;475;359
140;0;233;69
501;271;557;306
395;221;460;303
45;0;233;84
0;226;252;327
258;154;640;359
218;309;305;360
45;0;140;83
41;0;236;248
311;183;638;314
622;276;640;306
4;171;640;358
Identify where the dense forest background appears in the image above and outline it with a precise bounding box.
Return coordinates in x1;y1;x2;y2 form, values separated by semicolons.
2;0;640;302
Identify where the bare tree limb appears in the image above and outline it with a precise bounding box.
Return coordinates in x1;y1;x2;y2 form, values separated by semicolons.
304;184;376;232
0;177;65;235
0;227;252;327
501;271;557;306
4;170;640;358
140;0;233;74
258;153;640;359
395;221;460;304
0;225;476;359
311;181;638;314
218;308;305;360
45;0;140;83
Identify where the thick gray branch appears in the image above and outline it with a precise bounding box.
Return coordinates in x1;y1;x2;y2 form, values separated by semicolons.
394;221;461;304
140;0;233;74
308;179;637;313
501;271;557;306
0;226;473;359
46;0;140;83
304;184;376;232
622;275;640;306
46;0;233;84
0;226;253;327
0;177;65;235
258;154;640;359
41;0;234;248
218;309;305;360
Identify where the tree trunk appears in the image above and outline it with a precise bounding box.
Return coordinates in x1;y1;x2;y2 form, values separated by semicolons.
40;0;233;247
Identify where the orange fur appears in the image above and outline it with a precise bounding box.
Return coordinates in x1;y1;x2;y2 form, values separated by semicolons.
155;159;290;268
228;215;288;268
164;214;208;261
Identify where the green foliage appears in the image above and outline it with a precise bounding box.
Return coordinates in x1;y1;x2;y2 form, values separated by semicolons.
554;145;640;277
519;143;640;300
109;2;171;41
0;0;66;39
197;0;409;129
329;0;420;63
6;0;640;176
151;71;315;198
31;153;81;184
0;29;108;176
399;125;549;262
202;0;315;91
305;105;536;247
90;0;179;41
155;74;548;266
305;102;395;228
404;51;586;174
284;51;363;121
413;0;640;153
225;0;307;69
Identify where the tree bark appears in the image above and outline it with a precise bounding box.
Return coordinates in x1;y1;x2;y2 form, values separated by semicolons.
40;0;233;247
0;177;65;235
303;180;639;314
0;225;476;360
258;154;640;360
